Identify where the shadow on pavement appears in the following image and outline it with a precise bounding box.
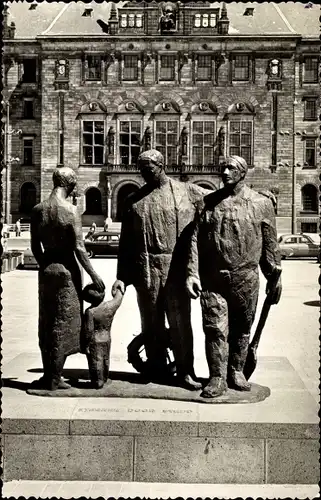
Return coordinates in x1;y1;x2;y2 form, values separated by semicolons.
303;300;320;307
4;369;207;391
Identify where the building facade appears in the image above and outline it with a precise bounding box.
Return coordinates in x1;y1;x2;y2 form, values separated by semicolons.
3;1;320;231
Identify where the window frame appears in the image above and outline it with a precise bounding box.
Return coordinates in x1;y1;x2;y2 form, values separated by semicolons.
303;57;319;84
154;118;179;166
118;119;142;165
196;54;213;82
81;118;106;166
303;98;318;121
84;54;103;82
191;117;216;166
227;118;254;167
301;184;318;213
304;137;317;167
23;136;34;165
232;54;250;82
122;53;139;82
21;58;38;84
23;98;35;119
159;53;177;82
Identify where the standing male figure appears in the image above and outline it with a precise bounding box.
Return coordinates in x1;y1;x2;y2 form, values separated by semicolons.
112;149;210;389
31;167;105;390
186;155;282;398
15;218;21;237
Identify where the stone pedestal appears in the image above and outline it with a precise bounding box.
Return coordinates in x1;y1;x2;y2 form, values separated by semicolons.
2;355;319;484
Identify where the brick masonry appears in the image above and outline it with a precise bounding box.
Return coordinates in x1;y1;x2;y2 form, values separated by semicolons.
3;3;319;230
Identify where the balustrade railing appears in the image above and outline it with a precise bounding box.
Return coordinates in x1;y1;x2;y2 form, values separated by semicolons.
105;163;222;174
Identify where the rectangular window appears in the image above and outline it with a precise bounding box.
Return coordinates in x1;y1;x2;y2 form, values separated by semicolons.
82;121;104;165
192;121;215;165
123;55;139;81
119;121;141;165
229;121;252;166
197;55;212;81
305;139;316;167
85;55;102;81
304;57;319;83
23;138;33;165
232;55;249;81
155;121;178;165
301;222;317;233
304;99;317;120
23;98;34;119
160;55;175;81
22;59;37;83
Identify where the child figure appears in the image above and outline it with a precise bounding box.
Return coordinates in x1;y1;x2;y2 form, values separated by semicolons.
82;283;123;389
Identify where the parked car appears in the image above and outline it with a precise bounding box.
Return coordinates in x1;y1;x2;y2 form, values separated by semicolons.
84;230;120;258
23;248;39;269
278;233;320;260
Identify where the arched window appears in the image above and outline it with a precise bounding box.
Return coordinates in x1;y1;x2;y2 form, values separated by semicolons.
136;14;143;27
116;183;139;222
194;14;201;27
20;182;36;213
202;13;209;27
210;13;216;27
302;184;318;213
85;187;102;215
128;14;135;27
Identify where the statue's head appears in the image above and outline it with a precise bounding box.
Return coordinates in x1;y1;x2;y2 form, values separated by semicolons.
137;149;165;185
83;283;105;307
222;155;248;187
53;167;77;196
164;4;174;14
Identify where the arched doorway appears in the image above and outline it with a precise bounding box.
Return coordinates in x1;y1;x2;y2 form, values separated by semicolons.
116;183;140;221
302;184;318;213
20;182;36;213
85;187;102;215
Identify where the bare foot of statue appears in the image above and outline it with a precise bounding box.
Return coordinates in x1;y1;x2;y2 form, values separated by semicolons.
201;377;227;398
50;378;71;391
178;374;202;391
228;370;251;391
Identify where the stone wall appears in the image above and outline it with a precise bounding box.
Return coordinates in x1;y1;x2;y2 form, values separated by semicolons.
4;35;319;227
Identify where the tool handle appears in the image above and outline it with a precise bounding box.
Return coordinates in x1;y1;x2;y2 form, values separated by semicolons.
250;297;272;349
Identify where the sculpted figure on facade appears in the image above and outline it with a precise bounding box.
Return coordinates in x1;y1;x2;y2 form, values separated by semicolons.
112;149;211;390
30;167;105;391
186;155;282;398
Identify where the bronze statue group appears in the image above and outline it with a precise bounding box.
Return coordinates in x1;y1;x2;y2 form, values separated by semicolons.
30;150;282;399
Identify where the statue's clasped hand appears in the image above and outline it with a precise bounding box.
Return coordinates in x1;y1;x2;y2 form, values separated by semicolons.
92;273;105;293
186;276;202;299
265;274;282;305
112;279;126;297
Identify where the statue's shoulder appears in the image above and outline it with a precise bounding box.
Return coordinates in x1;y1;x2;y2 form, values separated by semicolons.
186;181;212;197
123;185;147;211
31;202;44;220
255;188;277;206
203;187;227;209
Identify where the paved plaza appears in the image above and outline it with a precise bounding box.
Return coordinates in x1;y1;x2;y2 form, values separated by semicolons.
2;257;319;400
1;256;320;498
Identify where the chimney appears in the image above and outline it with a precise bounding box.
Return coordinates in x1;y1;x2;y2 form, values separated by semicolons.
108;3;118;34
218;2;229;35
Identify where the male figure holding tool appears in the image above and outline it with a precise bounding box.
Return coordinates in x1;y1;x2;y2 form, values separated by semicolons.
186;155;282;398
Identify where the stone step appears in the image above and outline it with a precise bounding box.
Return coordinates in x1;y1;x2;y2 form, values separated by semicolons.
2;480;319;499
